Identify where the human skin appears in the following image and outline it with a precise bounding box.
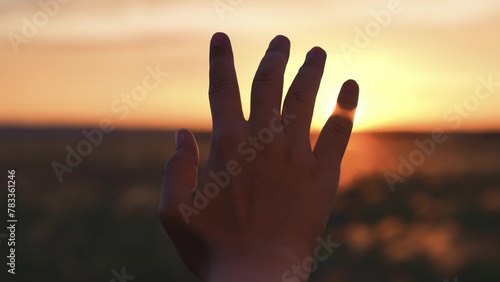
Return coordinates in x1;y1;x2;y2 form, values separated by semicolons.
159;32;359;281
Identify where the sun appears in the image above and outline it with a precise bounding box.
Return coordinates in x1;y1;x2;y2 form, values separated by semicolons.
310;90;375;133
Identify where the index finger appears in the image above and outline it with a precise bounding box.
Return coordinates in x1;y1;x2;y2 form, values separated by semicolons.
209;32;244;128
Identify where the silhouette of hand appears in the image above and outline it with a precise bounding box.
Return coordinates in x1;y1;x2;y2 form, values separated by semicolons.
160;32;359;282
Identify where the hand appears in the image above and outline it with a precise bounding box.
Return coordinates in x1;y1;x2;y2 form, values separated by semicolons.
159;32;359;282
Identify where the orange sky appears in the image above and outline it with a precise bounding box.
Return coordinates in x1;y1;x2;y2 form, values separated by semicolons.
0;0;499;132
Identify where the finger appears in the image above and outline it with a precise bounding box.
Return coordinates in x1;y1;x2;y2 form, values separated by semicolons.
159;129;199;225
209;32;244;129
314;79;359;171
282;47;326;145
249;35;290;125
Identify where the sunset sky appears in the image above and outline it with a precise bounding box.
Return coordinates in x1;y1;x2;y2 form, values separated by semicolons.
0;0;499;132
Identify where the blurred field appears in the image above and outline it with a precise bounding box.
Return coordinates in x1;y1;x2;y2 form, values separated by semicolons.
0;127;499;281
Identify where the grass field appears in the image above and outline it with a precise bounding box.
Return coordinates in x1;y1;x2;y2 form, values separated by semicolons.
0;127;499;281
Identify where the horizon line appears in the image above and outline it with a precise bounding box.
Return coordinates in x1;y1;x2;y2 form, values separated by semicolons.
1;124;499;135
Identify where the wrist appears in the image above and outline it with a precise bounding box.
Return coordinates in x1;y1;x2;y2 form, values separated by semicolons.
206;244;307;282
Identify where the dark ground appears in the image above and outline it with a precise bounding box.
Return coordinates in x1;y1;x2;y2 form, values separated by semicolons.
0;127;499;282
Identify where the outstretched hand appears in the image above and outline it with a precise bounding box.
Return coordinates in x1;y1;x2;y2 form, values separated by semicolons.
160;32;359;282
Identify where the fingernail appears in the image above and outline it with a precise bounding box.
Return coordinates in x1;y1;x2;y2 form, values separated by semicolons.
343;79;359;94
269;35;289;48
211;32;227;47
306;47;325;60
175;130;184;146
338;79;359;110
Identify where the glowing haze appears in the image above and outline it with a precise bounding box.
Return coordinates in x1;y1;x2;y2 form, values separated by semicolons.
0;0;499;132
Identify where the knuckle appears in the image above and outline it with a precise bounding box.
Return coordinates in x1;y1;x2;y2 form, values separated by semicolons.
288;87;310;104
326;116;353;138
209;75;232;96
213;127;246;147
163;152;184;176
253;54;287;84
253;67;280;83
299;65;322;78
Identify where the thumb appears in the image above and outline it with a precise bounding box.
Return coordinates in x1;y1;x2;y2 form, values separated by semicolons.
159;129;199;223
